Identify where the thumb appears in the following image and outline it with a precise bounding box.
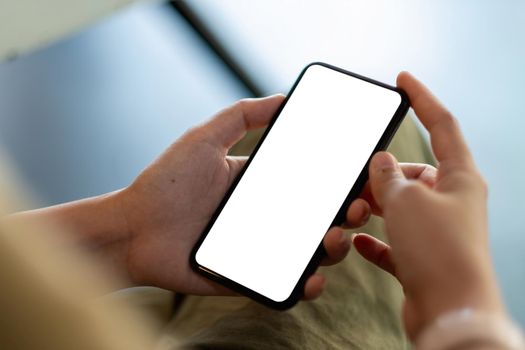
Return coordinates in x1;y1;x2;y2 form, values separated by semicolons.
201;94;285;150
369;152;406;209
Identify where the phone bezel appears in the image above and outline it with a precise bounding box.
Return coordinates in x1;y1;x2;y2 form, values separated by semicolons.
190;62;409;310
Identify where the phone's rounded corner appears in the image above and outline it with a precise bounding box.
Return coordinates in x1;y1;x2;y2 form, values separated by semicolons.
189;247;202;274
262;244;325;311
305;61;325;69
302;61;330;74
394;87;410;109
266;291;302;311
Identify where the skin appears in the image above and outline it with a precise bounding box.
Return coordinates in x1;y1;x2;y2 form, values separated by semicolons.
6;72;506;344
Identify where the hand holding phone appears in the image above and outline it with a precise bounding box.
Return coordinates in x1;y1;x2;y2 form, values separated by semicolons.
117;89;356;300
192;63;409;309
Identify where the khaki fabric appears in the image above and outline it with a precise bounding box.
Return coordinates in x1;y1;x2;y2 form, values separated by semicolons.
158;114;435;350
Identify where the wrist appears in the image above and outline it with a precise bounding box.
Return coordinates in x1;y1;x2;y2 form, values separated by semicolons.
70;189;131;251
101;189;132;245
109;186;147;287
411;267;505;340
5;190;135;289
57;189;135;287
100;188;138;286
415;308;524;350
72;189;136;289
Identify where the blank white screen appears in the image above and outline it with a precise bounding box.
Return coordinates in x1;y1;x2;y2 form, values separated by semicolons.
196;64;401;302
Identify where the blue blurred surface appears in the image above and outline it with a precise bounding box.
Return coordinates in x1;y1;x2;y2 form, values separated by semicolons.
0;3;249;206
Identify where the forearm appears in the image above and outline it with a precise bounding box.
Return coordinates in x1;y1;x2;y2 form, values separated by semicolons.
3;190;133;288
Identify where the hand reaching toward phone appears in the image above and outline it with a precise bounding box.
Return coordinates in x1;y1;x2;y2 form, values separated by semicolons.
345;72;505;339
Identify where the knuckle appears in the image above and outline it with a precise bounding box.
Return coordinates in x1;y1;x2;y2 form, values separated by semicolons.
439;110;459;130
182;125;201;139
392;182;426;203
422;164;438;180
233;99;249;112
182;123;210;144
231;99;251;125
222;100;243;117
376;166;401;183
426;164;438;173
476;173;489;197
442;108;455;122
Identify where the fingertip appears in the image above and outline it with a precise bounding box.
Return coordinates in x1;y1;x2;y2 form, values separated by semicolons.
396;71;412;86
303;274;326;300
263;93;286;104
350;233;360;252
346;198;371;228
352;233;383;259
351;233;396;277
321;227;351;266
323;226;343;247
351;232;362;244
339;231;352;253
351;233;367;251
370;152;398;173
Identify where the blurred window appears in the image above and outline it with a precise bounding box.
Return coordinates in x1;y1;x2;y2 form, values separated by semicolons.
0;3;250;205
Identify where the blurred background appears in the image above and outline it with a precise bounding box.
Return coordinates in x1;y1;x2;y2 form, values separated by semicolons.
0;0;524;324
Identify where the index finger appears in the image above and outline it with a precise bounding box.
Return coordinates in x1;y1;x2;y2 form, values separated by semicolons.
396;72;475;172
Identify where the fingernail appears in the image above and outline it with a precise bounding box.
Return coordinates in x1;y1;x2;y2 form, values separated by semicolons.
372;152;395;171
351;233;365;245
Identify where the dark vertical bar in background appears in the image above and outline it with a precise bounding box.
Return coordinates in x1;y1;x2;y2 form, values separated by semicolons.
169;1;263;97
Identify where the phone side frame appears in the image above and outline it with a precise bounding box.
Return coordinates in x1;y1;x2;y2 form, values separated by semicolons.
189;62;410;310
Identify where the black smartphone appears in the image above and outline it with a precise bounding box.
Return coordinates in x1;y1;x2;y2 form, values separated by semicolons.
190;62;409;310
